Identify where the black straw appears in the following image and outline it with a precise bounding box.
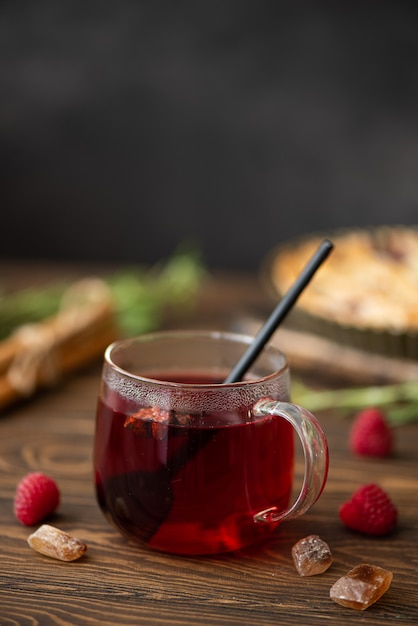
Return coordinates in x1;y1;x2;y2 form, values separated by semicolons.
223;238;334;384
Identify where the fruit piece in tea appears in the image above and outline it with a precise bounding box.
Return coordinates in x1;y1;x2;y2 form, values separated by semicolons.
330;563;393;610
292;534;332;576
124;406;195;440
124;406;172;440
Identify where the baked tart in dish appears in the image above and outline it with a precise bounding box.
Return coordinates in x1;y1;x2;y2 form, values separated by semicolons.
267;226;418;359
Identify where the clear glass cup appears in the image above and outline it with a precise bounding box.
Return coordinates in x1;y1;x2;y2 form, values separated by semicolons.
94;330;328;555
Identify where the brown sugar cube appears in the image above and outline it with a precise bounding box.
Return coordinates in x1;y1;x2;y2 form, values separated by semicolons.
292;534;333;576
27;524;87;562
330;563;393;610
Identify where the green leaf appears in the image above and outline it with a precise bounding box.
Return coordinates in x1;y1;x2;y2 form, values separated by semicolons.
0;246;205;340
292;379;418;426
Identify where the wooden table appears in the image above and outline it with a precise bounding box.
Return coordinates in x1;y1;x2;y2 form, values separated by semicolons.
1;262;417;625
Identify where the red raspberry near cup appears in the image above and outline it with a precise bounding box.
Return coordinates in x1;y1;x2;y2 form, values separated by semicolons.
339;484;398;536
14;472;60;526
349;408;393;457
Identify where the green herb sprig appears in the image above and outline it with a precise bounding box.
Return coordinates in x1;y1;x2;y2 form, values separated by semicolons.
106;248;205;336
292;379;418;426
0;247;205;341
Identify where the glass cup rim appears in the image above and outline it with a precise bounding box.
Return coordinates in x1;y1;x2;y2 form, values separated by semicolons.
104;329;289;389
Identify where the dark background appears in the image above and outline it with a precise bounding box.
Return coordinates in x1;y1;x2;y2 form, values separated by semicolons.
2;1;418;271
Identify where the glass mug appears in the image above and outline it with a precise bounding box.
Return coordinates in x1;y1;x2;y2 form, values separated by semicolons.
94;331;328;555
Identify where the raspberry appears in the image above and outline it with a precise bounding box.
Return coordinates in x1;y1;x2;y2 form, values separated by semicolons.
349;408;393;457
339;484;398;535
14;472;60;526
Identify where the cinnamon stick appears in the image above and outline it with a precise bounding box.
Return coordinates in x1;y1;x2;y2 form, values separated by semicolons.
235;316;418;385
0;312;117;412
0;278;119;412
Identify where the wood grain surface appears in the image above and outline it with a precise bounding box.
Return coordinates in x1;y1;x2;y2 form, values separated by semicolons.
0;263;417;625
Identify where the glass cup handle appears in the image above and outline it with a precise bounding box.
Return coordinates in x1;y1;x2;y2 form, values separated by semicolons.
252;398;329;524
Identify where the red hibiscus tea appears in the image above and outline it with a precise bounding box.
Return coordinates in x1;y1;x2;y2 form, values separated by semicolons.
94;332;328;555
95;377;294;555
